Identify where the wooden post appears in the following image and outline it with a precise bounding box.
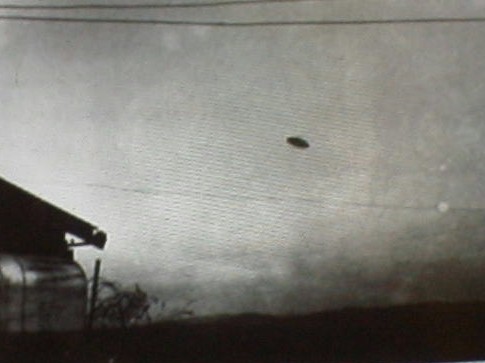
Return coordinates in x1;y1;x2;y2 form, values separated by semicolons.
87;258;101;331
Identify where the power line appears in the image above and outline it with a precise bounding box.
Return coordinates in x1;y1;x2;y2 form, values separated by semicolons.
85;183;485;213
0;0;323;10
1;15;485;26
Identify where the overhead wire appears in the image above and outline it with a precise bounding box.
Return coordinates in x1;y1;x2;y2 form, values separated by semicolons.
1;15;485;26
0;0;325;10
0;0;484;27
84;183;485;212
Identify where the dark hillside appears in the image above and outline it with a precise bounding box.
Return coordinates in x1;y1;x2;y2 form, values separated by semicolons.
3;302;485;362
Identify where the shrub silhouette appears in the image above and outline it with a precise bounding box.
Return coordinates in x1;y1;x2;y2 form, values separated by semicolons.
88;279;158;328
88;278;195;329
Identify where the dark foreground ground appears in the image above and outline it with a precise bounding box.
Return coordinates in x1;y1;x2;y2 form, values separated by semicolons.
3;302;485;363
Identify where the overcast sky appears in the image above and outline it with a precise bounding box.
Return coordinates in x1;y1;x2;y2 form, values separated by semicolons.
2;0;485;317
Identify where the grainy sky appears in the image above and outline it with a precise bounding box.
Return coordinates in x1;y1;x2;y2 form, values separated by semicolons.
2;0;485;316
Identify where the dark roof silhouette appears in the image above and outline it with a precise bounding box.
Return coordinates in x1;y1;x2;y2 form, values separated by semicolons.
0;176;106;259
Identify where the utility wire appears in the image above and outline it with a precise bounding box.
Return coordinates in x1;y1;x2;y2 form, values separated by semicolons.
1;15;485;26
0;0;324;10
84;183;485;212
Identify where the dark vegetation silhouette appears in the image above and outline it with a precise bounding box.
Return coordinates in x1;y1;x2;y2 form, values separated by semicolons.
88;278;195;329
3;301;485;362
3;272;485;361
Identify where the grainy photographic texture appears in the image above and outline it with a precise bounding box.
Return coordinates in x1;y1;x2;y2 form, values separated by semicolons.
2;0;485;361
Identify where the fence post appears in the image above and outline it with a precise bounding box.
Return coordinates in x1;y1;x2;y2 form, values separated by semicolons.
87;258;101;331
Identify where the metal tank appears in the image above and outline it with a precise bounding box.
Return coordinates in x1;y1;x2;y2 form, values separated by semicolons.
0;176;107;332
0;254;87;332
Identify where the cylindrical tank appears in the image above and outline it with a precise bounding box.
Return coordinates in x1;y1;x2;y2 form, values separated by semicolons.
0;254;87;332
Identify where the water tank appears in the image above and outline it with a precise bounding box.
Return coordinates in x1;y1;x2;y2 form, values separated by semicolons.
0;254;87;332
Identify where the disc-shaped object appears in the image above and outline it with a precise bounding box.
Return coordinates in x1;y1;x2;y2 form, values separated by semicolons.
286;136;310;149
